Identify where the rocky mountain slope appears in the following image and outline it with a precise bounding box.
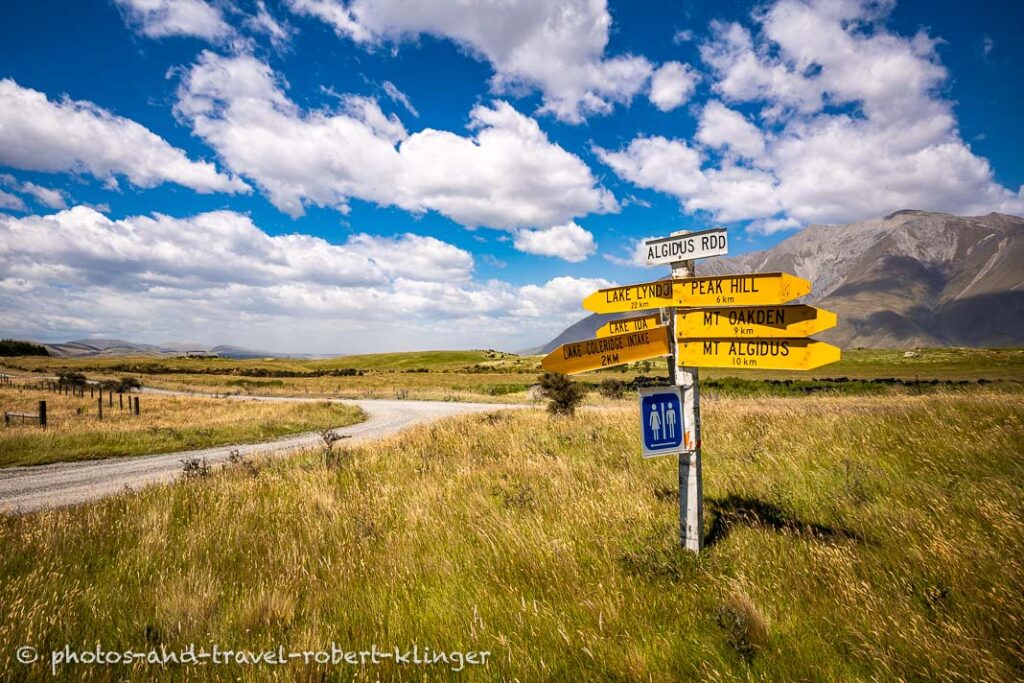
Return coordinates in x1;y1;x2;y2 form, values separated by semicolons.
538;210;1024;352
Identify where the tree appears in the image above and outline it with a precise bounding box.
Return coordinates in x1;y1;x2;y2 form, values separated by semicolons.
58;371;87;388
0;339;49;356
539;371;585;416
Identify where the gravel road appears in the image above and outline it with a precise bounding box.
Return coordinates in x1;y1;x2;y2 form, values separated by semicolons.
0;393;526;514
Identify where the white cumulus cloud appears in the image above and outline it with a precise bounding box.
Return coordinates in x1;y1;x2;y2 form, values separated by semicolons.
648;62;699;112
696;100;765;160
285;0;656;123
601;0;1024;227
0;79;248;194
0;206;611;352
0;190;27;212
113;0;233;41
513;222;597;262
175;51;617;234
18;181;68;209
0;174;68;210
596;136;706;198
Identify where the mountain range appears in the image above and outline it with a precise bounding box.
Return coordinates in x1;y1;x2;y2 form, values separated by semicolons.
39;339;326;359
536;210;1024;353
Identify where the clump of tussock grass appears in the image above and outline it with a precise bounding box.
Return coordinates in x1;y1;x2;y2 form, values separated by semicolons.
716;590;770;662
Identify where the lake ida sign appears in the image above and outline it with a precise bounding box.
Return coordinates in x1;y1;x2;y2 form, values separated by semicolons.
543;227;841;553
594;312;665;338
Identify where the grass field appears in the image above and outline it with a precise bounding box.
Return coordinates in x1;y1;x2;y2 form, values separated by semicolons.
0;389;1020;680
3;347;1022;404
0;349;531;376
123;371;543;403
0;387;365;466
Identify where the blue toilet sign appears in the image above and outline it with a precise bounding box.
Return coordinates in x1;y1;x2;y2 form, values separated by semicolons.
638;386;688;457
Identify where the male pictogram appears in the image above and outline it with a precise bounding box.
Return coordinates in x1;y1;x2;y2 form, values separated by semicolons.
665;402;677;440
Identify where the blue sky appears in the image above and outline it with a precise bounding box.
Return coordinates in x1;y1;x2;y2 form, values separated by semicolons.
1;0;1022;353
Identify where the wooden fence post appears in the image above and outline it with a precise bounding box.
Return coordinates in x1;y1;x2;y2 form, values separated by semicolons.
119;393;123;410
133;396;140;416
39;401;47;429
98;398;103;420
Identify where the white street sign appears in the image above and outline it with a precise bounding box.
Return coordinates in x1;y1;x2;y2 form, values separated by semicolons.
644;227;728;266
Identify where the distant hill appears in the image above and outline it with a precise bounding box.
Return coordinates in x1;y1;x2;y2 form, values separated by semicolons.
40;338;326;360
536;210;1024;353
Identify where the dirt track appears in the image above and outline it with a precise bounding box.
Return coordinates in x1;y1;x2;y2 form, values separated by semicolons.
0;394;525;513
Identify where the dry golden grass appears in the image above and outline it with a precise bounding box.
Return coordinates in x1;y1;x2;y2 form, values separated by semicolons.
0;386;365;466
0;389;1020;680
137;370;543;402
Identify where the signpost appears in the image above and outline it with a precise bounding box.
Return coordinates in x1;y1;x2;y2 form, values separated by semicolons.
581;272;811;314
541;326;671;375
594;312;665;338
550;227;840;553
675;305;837;339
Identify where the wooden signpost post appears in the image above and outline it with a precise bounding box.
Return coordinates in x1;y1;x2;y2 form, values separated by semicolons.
546;226;841;553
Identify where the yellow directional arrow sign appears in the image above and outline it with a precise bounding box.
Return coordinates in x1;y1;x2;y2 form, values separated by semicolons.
582;272;811;314
542;326;671;375
676;305;837;339
676;338;841;371
595;313;665;338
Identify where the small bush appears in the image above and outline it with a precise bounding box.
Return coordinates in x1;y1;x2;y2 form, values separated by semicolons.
598;378;626;399
320;428;351;467
539;372;585;416
180;457;211;480
58;371;87;387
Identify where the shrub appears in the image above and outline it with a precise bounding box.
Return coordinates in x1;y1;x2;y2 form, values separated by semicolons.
598;378;626;399
180;457;211;480
118;376;142;392
538;371;585;416
58;371;87;387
